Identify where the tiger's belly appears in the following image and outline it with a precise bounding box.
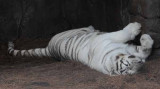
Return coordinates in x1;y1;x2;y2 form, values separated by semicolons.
48;32;97;61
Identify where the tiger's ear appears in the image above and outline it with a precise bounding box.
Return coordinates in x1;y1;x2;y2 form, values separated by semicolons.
128;55;135;58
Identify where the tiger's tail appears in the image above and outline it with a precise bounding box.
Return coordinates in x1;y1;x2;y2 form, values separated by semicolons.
8;41;51;57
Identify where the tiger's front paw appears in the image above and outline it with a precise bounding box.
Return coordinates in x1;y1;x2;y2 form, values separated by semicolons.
140;34;154;48
124;22;141;40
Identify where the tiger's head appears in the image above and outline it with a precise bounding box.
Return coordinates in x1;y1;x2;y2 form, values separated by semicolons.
113;54;145;75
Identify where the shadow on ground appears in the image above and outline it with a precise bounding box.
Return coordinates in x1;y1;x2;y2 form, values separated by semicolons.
0;39;160;89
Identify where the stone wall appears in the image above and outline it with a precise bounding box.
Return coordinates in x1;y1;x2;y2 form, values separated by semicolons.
0;0;124;42
0;0;160;48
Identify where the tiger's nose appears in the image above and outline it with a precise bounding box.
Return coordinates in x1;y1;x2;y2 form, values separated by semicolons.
138;59;145;64
138;61;143;63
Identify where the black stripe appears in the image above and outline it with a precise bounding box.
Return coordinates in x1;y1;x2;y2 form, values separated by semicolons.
24;51;29;56
67;37;74;59
71;35;77;60
136;46;139;52
71;36;79;60
8;49;11;53
44;48;48;56
76;35;89;60
40;48;44;57
58;40;63;58
16;51;21;56
33;49;38;57
73;34;84;60
120;69;126;74
8;49;13;55
101;47;121;64
55;38;63;59
126;60;131;66
120;58;128;66
116;62;119;71
65;39;69;57
120;60;122;70
75;35;85;60
80;34;92;48
71;44;74;60
81;35;94;63
30;49;35;57
55;40;60;56
65;37;72;59
9;50;14;56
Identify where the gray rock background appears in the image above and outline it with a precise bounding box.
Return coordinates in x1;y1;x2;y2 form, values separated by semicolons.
0;0;160;48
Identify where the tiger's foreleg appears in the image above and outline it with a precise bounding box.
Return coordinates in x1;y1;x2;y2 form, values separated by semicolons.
123;22;141;40
103;22;141;43
133;34;154;60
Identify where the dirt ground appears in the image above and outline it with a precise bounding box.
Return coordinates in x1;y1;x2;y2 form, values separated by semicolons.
0;39;160;89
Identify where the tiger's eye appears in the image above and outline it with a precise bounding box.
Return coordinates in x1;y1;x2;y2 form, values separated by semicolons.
128;55;135;58
138;61;142;63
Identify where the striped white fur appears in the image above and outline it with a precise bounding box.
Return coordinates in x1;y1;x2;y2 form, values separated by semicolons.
8;22;154;75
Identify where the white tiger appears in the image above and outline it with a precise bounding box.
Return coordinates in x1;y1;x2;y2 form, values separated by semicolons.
8;22;154;76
